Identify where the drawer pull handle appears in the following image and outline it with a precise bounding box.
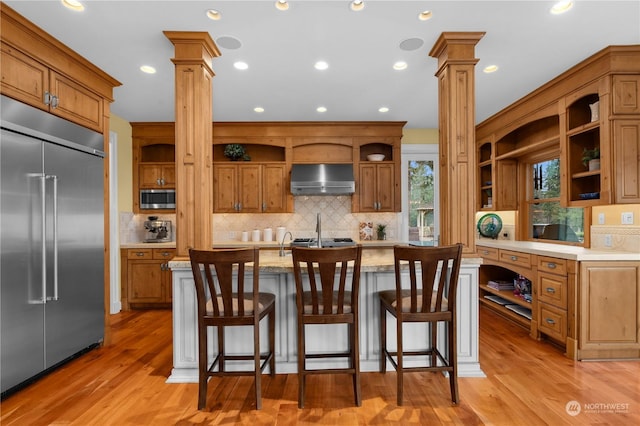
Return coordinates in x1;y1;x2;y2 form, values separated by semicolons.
511;256;518;261
161;252;170;257
483;250;489;255
135;252;145;257
547;262;556;269
546;287;556;293
545;318;556;325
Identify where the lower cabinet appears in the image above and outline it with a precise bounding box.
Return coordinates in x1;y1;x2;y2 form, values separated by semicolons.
121;248;175;309
578;261;640;359
478;244;577;357
478;243;640;360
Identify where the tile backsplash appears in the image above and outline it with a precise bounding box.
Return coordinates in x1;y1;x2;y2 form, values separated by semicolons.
120;196;400;243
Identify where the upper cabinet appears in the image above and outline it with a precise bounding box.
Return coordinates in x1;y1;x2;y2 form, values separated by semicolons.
132;121;405;214
356;138;399;212
131;123;176;213
0;5;120;134
476;46;640;211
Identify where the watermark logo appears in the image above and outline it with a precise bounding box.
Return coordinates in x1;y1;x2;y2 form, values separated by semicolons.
566;400;631;416
565;401;581;416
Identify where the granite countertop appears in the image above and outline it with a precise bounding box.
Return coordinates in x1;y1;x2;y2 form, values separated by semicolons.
476;239;640;261
121;239;399;250
167;247;482;273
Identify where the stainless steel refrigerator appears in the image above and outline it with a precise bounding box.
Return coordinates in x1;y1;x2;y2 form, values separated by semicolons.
1;95;104;396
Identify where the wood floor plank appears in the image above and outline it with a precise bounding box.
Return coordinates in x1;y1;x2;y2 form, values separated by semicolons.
2;307;639;425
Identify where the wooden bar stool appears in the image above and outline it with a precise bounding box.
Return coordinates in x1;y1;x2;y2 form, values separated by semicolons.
291;245;363;408
379;243;463;405
188;247;275;410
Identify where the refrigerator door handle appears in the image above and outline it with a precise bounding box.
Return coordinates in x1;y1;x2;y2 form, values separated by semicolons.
39;174;48;305
46;174;59;301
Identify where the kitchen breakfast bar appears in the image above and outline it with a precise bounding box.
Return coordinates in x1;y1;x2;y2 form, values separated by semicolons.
165;247;484;383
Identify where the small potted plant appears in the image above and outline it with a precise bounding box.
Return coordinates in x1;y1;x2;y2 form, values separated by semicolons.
223;143;250;161
376;224;387;241
581;147;600;171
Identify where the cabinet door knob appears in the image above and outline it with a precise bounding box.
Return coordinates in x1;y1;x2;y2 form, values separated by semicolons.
51;95;59;109
44;91;52;106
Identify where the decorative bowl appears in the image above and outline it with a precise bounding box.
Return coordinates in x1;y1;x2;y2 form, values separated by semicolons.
367;154;385;161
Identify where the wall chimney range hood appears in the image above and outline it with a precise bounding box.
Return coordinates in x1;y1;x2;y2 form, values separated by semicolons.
290;164;355;195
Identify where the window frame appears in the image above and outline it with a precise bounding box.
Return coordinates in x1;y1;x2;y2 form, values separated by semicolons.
517;147;589;246
400;144;439;243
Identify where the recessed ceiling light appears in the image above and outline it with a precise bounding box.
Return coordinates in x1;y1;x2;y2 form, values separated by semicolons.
233;61;249;70
378;107;390;113
206;9;221;20
275;1;289;11
350;1;365;12
550;1;573;15
316;106;327;113
418;11;433;21
140;65;156;74
483;65;499;73
314;61;329;70
254;107;265;113
61;0;84;12
393;61;408;71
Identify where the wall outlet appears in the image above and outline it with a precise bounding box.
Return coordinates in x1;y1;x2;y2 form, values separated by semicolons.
598;213;605;225
622;212;634;225
604;234;612;247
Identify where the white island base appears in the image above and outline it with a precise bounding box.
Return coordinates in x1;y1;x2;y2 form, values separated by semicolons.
166;250;484;383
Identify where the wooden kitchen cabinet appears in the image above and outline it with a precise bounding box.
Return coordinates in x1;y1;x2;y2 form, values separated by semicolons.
139;163;175;188
121;248;175;309
131;123;176;212
1;44;104;133
475;46;640;213
213;163;286;213
578;261;640;360
358;163;395;212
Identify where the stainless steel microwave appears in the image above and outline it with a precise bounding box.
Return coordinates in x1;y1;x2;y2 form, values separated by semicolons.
140;189;175;209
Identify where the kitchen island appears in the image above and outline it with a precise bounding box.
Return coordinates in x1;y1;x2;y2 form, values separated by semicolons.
166;248;485;382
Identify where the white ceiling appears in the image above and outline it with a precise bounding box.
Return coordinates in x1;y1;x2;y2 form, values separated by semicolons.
5;1;639;129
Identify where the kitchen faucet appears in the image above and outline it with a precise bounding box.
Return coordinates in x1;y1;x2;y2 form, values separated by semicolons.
316;212;322;248
279;231;293;256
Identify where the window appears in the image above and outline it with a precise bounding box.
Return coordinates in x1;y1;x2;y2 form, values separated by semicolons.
527;158;584;243
401;145;439;244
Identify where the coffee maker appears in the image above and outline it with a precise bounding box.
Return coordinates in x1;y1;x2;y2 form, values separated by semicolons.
143;216;172;243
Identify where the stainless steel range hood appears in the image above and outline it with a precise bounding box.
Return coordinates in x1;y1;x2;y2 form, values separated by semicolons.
290;164;355;195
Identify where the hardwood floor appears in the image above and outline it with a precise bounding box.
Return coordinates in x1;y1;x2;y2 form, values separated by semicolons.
2;307;639;425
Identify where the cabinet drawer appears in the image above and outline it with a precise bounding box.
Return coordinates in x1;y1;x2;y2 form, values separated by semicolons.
477;246;499;261
499;249;532;269
537;256;567;276
538;302;567;343
153;249;175;260
537;272;567;309
127;249;152;259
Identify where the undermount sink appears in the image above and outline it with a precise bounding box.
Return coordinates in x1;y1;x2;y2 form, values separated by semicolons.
290;238;356;248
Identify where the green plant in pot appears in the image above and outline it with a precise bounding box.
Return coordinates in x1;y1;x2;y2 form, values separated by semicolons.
376;224;387;240
224;144;250;161
581;147;600;170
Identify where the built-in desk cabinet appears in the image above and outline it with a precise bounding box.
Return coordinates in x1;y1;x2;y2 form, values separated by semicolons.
478;244;577;356
478;243;640;360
